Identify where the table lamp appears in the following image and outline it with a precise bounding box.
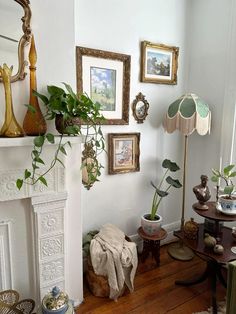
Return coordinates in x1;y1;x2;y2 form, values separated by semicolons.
163;93;211;260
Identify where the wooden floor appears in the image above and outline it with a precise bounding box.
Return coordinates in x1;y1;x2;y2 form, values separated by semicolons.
76;245;226;314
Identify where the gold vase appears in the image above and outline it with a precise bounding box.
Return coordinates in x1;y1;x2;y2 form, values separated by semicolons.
23;35;47;135
0;64;24;137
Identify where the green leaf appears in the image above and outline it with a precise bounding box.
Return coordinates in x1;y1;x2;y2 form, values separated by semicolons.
156;188;169;197
38;176;48;186
59;146;67;155
56;158;65;168
34;157;45;164
229;171;236;178
32;164;40;170
33;90;49;104
162;159;180;172
224;185;234;195
64;126;78;135
47;85;65;96
62;82;77;98
46;133;55;144
16;179;23;190
224;164;235;175
34;135;45;147
24;169;31;179
211;175;218;182
212;168;221;177
32;150;39;157
166;176;182;188
24;104;36;113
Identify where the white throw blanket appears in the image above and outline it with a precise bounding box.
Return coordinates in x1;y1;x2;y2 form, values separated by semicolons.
90;223;138;300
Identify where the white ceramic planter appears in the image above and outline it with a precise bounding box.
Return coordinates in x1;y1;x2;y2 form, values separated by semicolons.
141;214;162;236
218;195;236;215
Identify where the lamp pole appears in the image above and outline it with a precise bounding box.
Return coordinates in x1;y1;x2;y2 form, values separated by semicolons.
181;135;188;230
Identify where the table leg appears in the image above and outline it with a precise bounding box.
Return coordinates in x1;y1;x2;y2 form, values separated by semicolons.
141;239;151;262
151;240;160;266
211;269;217;314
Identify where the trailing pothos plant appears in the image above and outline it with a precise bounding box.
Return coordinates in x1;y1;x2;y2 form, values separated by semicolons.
16;83;106;190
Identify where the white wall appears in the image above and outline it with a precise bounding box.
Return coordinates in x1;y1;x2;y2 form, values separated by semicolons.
185;0;236;223
76;0;188;235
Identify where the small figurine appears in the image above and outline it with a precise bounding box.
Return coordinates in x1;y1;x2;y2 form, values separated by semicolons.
213;244;224;254
204;233;217;248
193;175;211;210
183;218;199;240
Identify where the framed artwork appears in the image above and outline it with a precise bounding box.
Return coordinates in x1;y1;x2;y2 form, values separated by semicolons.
140;41;179;85
108;133;140;174
76;46;131;125
132;92;149;124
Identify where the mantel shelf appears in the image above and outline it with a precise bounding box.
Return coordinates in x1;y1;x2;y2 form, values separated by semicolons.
0;135;83;148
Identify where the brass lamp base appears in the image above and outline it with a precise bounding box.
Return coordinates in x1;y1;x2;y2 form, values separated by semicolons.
168;241;194;261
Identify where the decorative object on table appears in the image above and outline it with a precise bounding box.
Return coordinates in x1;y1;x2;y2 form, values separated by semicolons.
140;41;179;85
213;244;224;254
108;133;140;174
0;0;32;83
132;92;149;123
211;163;236;215
42;286;69;314
141;159;182;236
16;83;105;190
183;218;199;240
0;289;35;314
89;223;138;300
23;34;47;135
193;175;211;210
203;233;217;248
76;46;130;125
163;93;211;260
0;64;24;137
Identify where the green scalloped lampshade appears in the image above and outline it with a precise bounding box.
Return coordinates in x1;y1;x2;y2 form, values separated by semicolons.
163;93;211;136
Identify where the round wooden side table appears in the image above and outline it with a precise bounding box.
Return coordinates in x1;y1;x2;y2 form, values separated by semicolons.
137;227;167;266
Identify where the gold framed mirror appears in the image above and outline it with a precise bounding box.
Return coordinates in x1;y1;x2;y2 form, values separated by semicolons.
0;0;32;83
132;92;149;123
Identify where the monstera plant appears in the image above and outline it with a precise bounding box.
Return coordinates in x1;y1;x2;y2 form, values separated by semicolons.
141;159;182;236
16;83;105;190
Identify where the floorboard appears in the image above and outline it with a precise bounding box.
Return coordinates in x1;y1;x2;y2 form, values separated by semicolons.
76;245;226;314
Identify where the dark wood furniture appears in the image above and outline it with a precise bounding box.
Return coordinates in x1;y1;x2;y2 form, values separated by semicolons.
174;224;236;314
138;227;167;266
193;201;236;237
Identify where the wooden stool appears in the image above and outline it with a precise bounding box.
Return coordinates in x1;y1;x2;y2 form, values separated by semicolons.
138;227;167;266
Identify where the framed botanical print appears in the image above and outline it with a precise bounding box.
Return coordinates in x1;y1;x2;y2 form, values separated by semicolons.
108;133;140;174
141;41;179;85
76;46;131;125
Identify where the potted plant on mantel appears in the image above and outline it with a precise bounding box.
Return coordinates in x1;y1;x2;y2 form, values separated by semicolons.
141;159;182;236
16;83;106;190
211;164;236;214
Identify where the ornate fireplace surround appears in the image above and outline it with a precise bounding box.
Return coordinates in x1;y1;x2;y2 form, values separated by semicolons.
0;136;83;308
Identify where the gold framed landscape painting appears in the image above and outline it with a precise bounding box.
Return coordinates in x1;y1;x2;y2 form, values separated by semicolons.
141;41;179;85
76;46;131;125
108;133;140;174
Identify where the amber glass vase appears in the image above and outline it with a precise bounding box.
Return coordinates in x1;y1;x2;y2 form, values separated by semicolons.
23;35;47;135
0;64;24;137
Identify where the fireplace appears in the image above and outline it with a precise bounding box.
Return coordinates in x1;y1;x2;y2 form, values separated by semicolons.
0;137;83;308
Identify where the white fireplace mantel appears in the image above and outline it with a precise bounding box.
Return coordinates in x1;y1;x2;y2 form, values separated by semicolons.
0;136;83;307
